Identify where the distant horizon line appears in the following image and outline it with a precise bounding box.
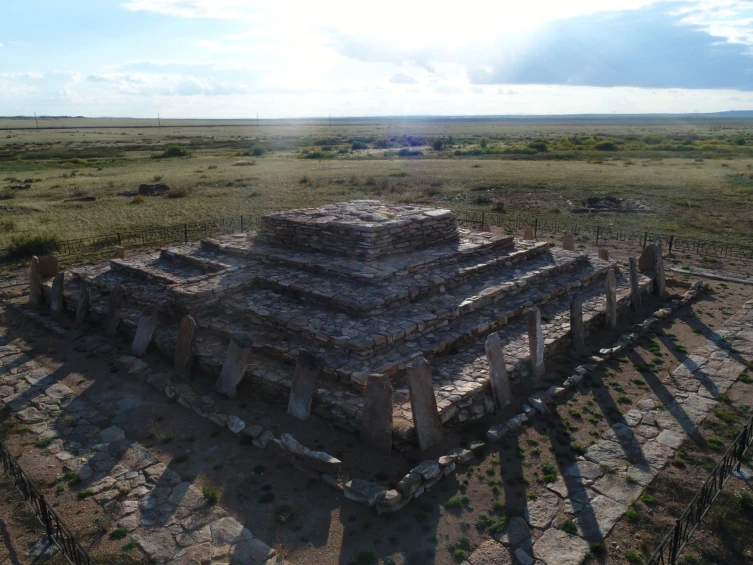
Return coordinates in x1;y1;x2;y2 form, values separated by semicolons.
3;110;753;121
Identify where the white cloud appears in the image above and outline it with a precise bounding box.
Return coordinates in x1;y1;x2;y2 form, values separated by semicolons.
391;73;418;84
0;43;4;48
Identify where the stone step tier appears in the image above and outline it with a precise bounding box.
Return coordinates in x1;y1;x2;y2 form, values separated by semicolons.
49;254;651;442
204;251;595;362
200;228;514;285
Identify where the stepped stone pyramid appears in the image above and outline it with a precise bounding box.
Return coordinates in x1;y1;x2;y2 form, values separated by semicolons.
53;201;651;446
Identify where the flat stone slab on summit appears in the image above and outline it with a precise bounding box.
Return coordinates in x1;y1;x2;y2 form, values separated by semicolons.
257;200;460;259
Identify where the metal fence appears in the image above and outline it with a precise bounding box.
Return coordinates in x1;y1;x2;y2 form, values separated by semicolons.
1;206;752;265
453;209;753;261
0;440;94;565
0;214;260;264
645;413;753;565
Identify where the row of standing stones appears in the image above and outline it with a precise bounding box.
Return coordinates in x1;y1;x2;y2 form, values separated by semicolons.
19;238;684;517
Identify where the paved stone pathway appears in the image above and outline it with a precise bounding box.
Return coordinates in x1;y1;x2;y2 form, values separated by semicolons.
463;299;753;565
0;334;287;565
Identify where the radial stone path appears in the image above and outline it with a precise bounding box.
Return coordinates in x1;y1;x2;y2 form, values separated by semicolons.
462;300;753;565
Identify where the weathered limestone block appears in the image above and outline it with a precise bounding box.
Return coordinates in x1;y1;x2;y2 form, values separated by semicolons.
406;357;444;450
131;308;158;357
527;307;545;380
598;248;609;260
29;256;41;307
523;228;534;240
655;242;667;297
605;267;617;329
215;333;253;398
562;233;574;250
360;374;394;453
287;349;323;420
104;285;123;337
173;315;197;380
629;256;642;311
50;273;65;315
113;246;125;259
570;292;585;353
75;281;90;326
37;255;59;277
485;332;511;409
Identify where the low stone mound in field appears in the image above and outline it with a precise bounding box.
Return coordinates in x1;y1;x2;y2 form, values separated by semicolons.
569;196;652;214
138;183;170;196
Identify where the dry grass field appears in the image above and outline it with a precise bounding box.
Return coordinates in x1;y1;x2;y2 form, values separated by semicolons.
1;116;753;251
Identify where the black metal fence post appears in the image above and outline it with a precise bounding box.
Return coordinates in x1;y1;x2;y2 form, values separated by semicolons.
596;226;600;246
40;494;53;537
669;235;674;255
643;231;648;248
240;215;244;233
116;233;121;246
184;223;188;243
534;217;539;239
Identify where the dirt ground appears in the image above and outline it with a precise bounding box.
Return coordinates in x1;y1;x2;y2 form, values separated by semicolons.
0;263;751;564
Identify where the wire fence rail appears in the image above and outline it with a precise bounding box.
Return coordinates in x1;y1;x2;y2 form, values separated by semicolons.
453;209;753;261
0;215;261;264
1;207;752;265
645;413;753;565
0;439;94;565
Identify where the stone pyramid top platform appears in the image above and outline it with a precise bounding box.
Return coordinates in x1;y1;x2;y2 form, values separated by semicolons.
257;200;459;259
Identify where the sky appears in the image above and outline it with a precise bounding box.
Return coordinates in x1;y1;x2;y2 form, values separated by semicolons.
1;0;753;118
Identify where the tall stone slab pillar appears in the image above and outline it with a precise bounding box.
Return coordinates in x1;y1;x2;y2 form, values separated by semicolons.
523;228;534;240
598;248;609;261
113;246;125;259
527;308;545;380
655;243;667;297
360;374;394;453
104;285;123;337
50;273;65;315
406;357;444;451
562;234;575;251
570;293;585;354
75;281;90;326
215;333;253;398
131;308;158;357
174;314;197;379
628;257;642;311
605;267;617;329
287;349;323;420
485;332;511;409
28;256;41;308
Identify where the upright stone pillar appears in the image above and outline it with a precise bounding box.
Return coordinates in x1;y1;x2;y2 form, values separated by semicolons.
287;349;323;420
75;281;90;326
360;374;394;453
570;293;585;354
485;332;511;409
523;228;534;240
28;256;41;307
406;357;444;451
174;315;197;380
638;245;656;271
38;255;59;278
605;267;617;329
215;333;253;398
598;248;609;261
131;308;158;357
655;243;667;298
562;234;575;251
104;285;123;337
113;246;125;259
527;308;545;380
628;257;642;311
50;273;65;315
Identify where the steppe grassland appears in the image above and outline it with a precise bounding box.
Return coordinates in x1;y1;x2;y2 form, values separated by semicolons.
1;117;753;248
